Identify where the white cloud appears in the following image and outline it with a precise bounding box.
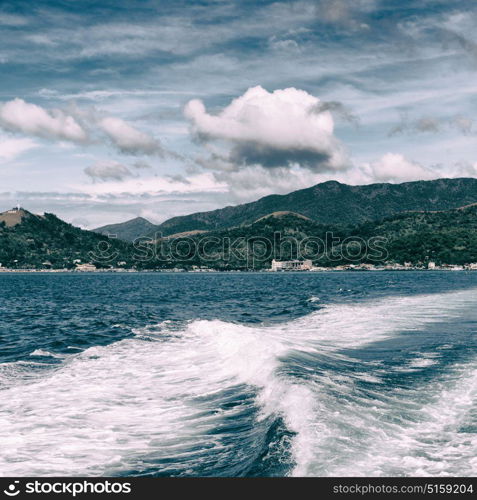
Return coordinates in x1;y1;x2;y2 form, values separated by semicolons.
0;98;168;157
79;171;226;196
0;136;37;162
38;88;199;101
0;99;88;143
389;113;475;136
84;160;133;181
184;85;348;171
269;37;301;52
25;34;56;46
132;160;152;169
214;165;328;200
365;153;435;183
447;161;477;177
0;13;28;27
98;116;164;156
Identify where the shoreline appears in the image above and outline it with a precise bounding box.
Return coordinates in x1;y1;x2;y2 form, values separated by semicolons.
0;268;476;274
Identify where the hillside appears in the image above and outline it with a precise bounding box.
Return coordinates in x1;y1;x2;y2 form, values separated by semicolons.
353;205;477;266
0;209;133;269
94;216;157;241
0;208;31;227
2;202;477;270
94;178;477;240
146;205;477;269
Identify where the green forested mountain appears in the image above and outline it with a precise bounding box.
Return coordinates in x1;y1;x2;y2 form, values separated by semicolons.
147;205;477;269
353;204;477;266
0;210;133;269
93;178;477;241
94;217;158;241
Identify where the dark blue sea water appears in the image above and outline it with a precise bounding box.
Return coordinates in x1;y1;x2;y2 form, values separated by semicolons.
0;271;476;477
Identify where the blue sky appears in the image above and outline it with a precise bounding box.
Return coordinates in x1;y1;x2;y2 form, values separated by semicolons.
0;0;476;227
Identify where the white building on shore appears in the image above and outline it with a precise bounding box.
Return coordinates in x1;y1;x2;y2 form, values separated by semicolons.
271;259;313;271
75;263;97;272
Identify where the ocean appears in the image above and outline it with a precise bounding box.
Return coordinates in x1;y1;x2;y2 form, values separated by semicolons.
0;271;476;477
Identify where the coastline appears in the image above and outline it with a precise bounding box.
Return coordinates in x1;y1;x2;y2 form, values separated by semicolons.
0;267;476;273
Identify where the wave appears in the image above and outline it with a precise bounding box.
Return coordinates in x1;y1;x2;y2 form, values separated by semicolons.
307;360;477;477
30;349;64;359
0;288;476;476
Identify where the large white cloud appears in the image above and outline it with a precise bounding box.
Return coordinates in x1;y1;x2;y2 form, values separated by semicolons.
0;98;87;143
184;85;348;171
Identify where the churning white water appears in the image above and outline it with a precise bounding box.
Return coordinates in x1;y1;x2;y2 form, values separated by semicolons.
0;287;476;477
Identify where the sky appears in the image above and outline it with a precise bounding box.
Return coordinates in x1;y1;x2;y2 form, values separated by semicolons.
0;0;477;227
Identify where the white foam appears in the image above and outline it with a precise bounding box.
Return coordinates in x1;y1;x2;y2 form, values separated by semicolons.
0;319;298;476
0;286;476;477
285;287;477;476
279;287;476;355
30;349;63;359
406;354;440;370
307;296;320;303
317;361;477;477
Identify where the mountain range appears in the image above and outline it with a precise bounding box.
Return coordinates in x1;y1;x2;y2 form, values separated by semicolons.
2;177;477;269
94;178;477;241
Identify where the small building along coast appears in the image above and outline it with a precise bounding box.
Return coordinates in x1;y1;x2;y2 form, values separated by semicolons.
271;259;313;271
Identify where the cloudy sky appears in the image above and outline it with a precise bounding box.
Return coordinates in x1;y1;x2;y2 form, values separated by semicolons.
0;0;476;227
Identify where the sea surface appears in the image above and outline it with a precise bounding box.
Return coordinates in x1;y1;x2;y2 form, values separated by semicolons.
0;271;476;477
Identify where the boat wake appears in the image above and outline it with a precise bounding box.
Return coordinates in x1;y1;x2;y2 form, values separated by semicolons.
0;288;476;477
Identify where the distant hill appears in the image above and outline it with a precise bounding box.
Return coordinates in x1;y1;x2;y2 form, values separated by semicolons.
94;178;477;240
94;217;157;242
0;209;133;269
